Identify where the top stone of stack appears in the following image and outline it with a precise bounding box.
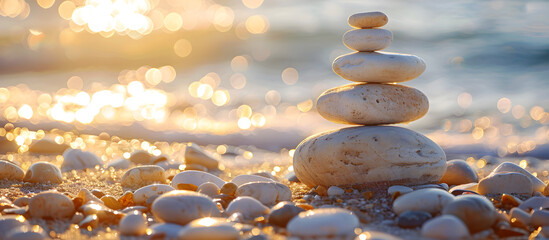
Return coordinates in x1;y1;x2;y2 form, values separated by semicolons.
348;11;388;28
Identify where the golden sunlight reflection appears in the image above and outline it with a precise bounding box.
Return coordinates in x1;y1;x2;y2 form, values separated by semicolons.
245;15;269;34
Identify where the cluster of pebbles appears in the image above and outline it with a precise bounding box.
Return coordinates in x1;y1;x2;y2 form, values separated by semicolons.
1;11;549;240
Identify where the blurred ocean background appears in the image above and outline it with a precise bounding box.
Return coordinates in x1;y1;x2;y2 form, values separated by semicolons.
0;0;548;159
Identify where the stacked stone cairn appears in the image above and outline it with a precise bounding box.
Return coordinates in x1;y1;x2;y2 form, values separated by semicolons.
293;12;447;188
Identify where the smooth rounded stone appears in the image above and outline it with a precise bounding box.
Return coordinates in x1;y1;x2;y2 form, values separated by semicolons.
121;205;148;214
5;225;47;240
23;162;62;184
185;143;219;169
439;159;478;185
519;197;549;211
220;182;238;196
198;182;220;198
230;174;274;186
106;158;130;170
509;207;530;228
13;197;29;207
268;202;305;228
388;185;413;196
77;188;102;204
327;186;345;196
133;184;175;205
226;196;270;219
151;190;221;225
316;84;428;125
28;191;75;219
149;223;185;239
348;11;388;28
119;211;147;236
421;215;470;240
531;210;549;227
332;52;426;83
28;138;69;155
179;217;239;240
477;172;533;195
442;195;497;233
396;210;432;228
491;162;546;193
343;29;392;52
236;182;291;205
287;208;359;239
354;231;402;240
393;188;454;215
412;183;449;191
101;195;123;210
129;150;152;165
61;148;102;172
121;165;166;188
293;126;446;187
171;170;226;189
0;216;30;239
449;183;478;193
0;160;24;181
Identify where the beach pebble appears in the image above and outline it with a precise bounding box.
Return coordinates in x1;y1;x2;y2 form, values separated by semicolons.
149;223;185;239
101;195;123;210
0;216;30;238
268;202;305;228
119;211;147;236
393;188;454;215
185;143;219;169
236;182;291;205
439;159;478;185
28;138;68;155
294;126;446;187
133;184;175;205
121;165;166;188
198;182;220;198
121;206;148;214
226;196;270;219
171;170;226;189
13;197;29;207
509;207;530;228
28;191;75;219
343;29;392;52
421;215;470;240
220;182;238;196
23;162;62;184
332;52;426;83
531;209;549;227
151;190;221;225
155;159;183;171
355;231;402;240
230;174;274;186
129;150;152;165
287;208;359;239
396;210;432;228
316;84;428;125
61;148;102;172
412;183;449;191
0;160;24;181
106;158;130;170
388;185;413;196
179;217;239;240
442;195;497;233
348;11;388;28
327;186;345;196
449;183;478;193
77;188;102;204
5;225;48;240
478;172;533;195
491;162;546;193
518;196;549;211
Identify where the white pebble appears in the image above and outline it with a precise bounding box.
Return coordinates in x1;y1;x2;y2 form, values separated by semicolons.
0;160;24;181
439;159;478;185
393;188;454;215
491;162;546;193
121;165;166;188
133;184;175;205
198;182;220;198
327;186;344;196
185;143;219;169
23;162;63;184
179;217;239;240
119;211;147;236
61;148;102;172
225;196;270;219
236;182;291;205
151;190;221;225
230;174;274;186
478;172;533;195
171;170;226;189
149;223;185;239
388;185;413;196
421;215;470;239
343;28;392;52
287;208;359;239
28;191;75;219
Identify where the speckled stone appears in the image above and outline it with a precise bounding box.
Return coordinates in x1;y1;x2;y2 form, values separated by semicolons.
28;191;75;219
393;188;454;215
348;11;388;28
287;208;359;239
268;202;305;228
23;162;63;184
61;148;102;172
121;165;166;188
421;215;470;239
151;190;221;225
439;159;478;185
0;160;24;181
396;210;432;228
442;195;497;233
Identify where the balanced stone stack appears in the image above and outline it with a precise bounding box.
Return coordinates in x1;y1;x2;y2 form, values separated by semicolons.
293;12;447;188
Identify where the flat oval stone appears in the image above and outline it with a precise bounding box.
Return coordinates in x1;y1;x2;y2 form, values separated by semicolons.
491;162;546;193
171;170;226;189
519;197;549;211
439;159;478;185
509;207;530;228
121;165;166;188
388;185;413;196
268;202;305;228
348;11;388;28
23;162;63;184
28;138;68;155
316;84;428;125
151;190;221;225
332;52;426;83
179;217;239;240
393;188;454;215
293;126;446;187
28;191;75;219
61;148;102;172
119;211;147;236
287;208;359;239
442;195;497;233
129;150;152;165
421;215;470;239
235;182;291;205
230;174;274;186
343;29;392;52
0;160;24;181
327;186;345;196
396;210;432;228
133;184;175;205
198;182;220;198
185;143;219;169
225;196;270;219
478;172;533;195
